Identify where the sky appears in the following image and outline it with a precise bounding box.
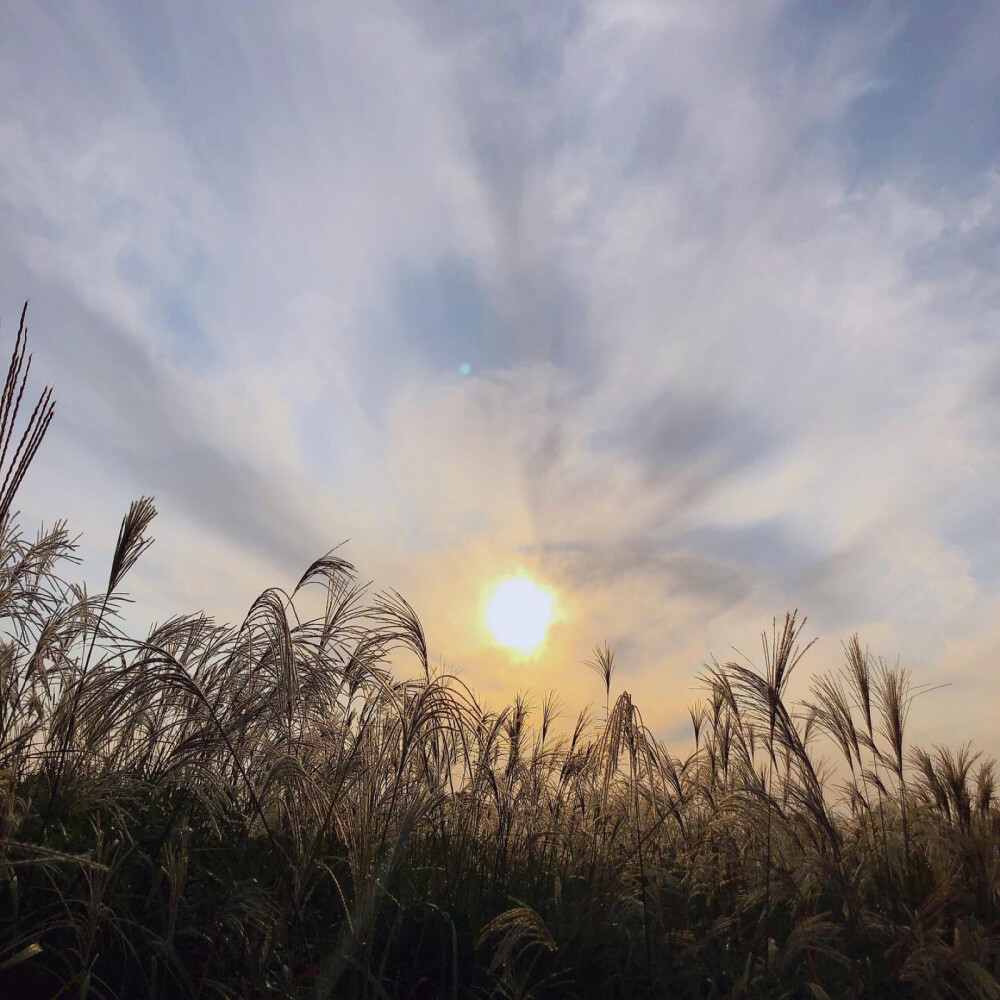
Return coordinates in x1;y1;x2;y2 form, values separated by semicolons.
1;1;999;750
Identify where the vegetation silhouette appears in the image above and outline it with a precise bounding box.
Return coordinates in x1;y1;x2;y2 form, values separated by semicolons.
0;303;997;998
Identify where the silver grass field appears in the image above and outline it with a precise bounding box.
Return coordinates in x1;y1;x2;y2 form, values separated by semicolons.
1;305;998;998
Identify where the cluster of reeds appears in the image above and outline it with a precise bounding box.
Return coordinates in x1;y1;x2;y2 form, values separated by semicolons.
1;305;998;998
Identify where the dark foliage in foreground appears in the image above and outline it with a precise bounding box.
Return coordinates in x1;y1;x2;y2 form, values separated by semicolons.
1;306;998;998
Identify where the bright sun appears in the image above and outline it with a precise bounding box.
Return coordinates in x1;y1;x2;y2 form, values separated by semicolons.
485;577;555;655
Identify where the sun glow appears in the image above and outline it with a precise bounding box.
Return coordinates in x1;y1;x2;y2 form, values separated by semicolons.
485;577;555;655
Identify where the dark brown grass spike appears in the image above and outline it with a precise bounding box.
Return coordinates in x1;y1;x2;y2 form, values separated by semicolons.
107;496;157;593
0;304;56;529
